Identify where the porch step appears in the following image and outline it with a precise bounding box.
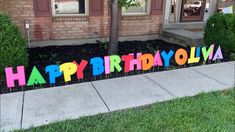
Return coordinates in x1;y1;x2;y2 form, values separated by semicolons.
163;22;206;30
161;29;204;47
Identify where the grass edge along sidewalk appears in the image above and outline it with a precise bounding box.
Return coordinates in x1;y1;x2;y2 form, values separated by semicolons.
16;88;235;132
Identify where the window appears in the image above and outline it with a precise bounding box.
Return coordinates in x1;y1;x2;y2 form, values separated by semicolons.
171;0;176;14
122;0;149;15
52;0;88;16
217;0;235;13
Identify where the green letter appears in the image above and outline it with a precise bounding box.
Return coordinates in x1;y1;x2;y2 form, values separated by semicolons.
27;66;46;86
202;45;214;62
110;55;122;72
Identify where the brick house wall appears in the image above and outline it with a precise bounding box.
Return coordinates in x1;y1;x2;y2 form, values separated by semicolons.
0;0;7;11
1;0;163;41
0;0;2;10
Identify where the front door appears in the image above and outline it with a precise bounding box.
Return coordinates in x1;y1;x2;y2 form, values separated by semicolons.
180;0;206;22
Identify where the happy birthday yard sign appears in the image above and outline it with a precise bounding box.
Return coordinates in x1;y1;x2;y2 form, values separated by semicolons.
4;45;223;88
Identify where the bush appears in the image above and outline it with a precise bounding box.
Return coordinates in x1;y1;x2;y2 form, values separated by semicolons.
204;13;235;57
0;13;28;79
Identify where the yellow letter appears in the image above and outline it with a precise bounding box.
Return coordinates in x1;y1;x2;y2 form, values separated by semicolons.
188;47;200;64
60;63;77;82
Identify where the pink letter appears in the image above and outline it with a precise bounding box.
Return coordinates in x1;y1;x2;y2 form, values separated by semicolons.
5;66;26;88
104;56;110;74
153;50;163;66
209;44;215;60
129;53;142;71
213;46;223;61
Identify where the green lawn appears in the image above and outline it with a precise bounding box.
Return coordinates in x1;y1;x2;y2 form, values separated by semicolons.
18;88;235;132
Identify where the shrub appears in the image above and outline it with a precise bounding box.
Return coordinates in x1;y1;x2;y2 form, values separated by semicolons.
0;13;28;79
204;13;235;57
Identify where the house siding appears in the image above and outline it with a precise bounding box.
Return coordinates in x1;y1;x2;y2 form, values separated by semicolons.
2;0;163;41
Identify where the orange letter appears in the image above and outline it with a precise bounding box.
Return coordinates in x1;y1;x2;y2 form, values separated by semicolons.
138;54;154;71
175;49;188;65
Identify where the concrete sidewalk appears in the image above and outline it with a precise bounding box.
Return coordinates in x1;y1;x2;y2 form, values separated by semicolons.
1;62;234;131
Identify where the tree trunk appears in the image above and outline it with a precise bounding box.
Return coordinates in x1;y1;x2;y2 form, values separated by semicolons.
108;0;119;55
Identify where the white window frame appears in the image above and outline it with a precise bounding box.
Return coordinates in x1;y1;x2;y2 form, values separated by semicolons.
51;0;89;16
122;0;151;16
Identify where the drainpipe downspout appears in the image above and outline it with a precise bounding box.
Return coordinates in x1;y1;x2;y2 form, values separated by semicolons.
24;20;31;48
208;0;219;17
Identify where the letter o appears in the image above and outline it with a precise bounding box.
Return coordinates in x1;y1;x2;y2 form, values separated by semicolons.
175;49;188;65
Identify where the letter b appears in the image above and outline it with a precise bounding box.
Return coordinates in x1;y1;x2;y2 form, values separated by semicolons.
90;57;104;76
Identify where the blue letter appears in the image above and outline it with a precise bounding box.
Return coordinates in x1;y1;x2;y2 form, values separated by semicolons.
90;57;105;76
46;65;62;84
196;47;201;57
161;50;174;67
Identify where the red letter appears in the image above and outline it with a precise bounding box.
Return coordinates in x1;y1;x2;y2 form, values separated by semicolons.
121;55;134;73
73;60;88;80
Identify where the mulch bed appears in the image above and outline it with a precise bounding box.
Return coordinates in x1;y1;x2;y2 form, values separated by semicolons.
0;39;230;94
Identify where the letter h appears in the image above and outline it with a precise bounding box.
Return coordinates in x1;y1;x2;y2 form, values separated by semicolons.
5;66;26;88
